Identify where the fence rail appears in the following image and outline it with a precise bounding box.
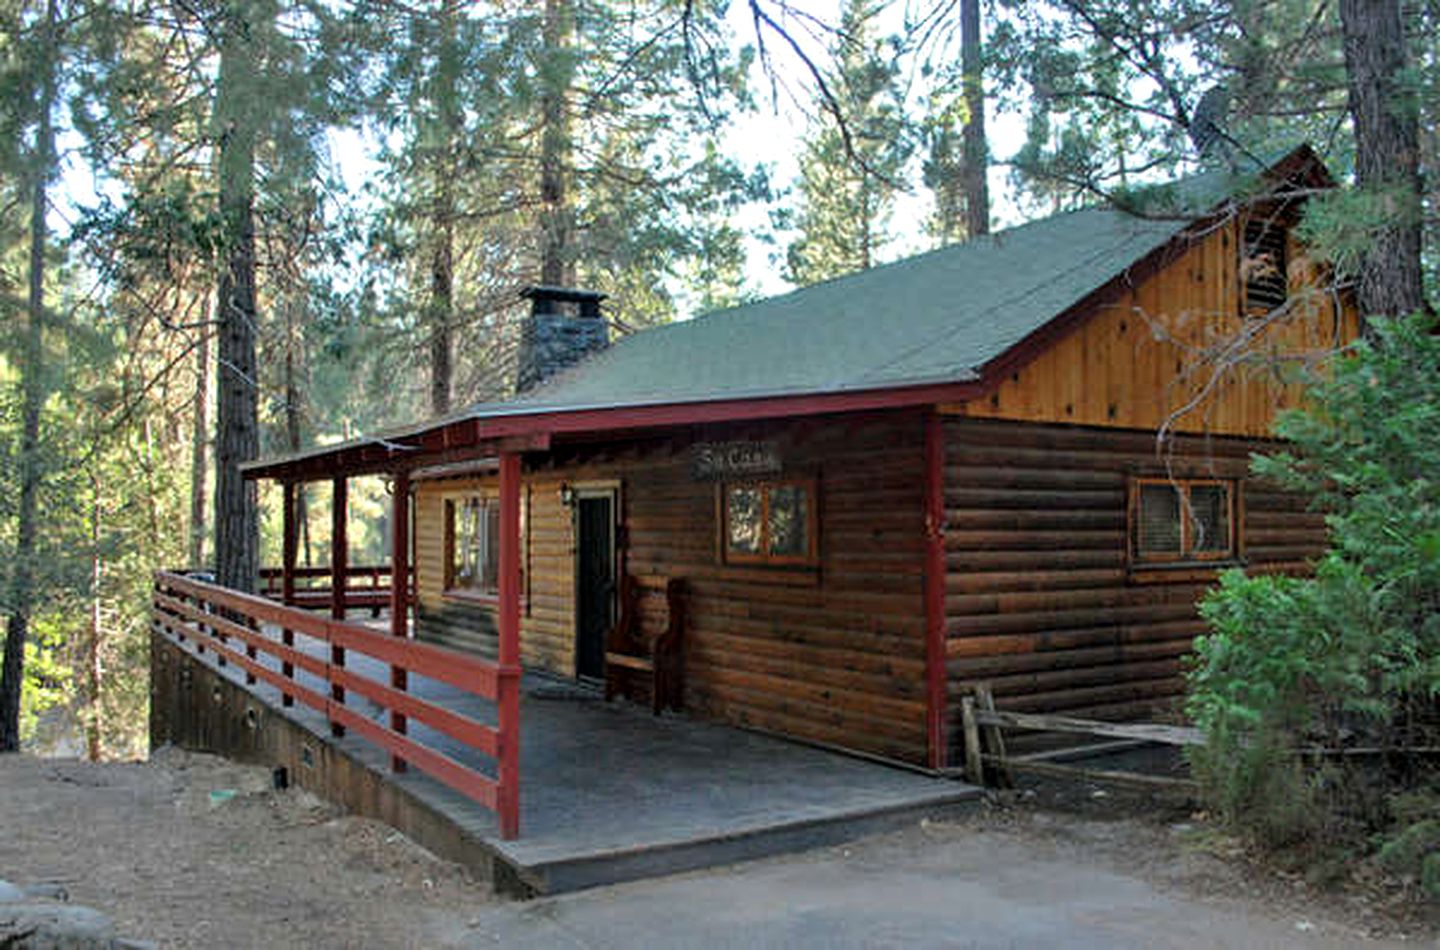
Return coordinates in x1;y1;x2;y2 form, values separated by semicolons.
151;570;520;837
256;564;412;614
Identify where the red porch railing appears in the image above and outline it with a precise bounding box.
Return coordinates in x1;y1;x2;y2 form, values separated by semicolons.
257;564;413;615
151;570;521;838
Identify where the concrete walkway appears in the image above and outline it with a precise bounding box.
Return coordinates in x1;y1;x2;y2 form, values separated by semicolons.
460;823;1395;949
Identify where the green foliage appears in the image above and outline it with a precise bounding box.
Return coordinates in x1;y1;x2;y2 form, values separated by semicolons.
1380;791;1440;897
784;0;912;285
21;622;70;743
1187;314;1440;873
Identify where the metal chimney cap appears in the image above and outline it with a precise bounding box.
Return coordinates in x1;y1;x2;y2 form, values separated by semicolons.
519;286;608;304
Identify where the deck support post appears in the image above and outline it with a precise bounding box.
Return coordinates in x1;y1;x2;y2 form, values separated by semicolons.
497;451;522;839
924;410;948;770
330;475;347;737
389;470;410;773
280;479;298;706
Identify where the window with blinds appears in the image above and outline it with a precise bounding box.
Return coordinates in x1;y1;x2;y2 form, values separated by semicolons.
1130;478;1236;565
1242;218;1288;313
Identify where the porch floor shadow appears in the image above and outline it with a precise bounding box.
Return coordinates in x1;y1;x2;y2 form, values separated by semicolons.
164;625;981;895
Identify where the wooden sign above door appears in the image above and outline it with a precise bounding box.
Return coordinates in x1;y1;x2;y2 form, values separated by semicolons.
691;441;782;480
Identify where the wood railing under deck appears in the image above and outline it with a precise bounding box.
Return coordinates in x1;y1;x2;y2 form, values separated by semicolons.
151;570;521;838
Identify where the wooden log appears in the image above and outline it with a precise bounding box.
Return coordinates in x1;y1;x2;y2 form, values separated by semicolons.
947;582;1212;617
946;487;1125;511
945;464;1123;489
972;708;1204;747
997;676;1187;712
947;618;1205;657
946;549;1127;572
961;697;983;785
946;416;1262;457
974;683;1011;787
953;639;1192;678
944;531;1123;554
945;602;1198;638
980;754;1198;792
946;508;1124;532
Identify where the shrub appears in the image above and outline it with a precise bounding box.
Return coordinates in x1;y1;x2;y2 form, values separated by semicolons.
1186;314;1440;872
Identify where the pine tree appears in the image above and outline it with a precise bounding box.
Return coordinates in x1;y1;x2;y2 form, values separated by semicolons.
212;0;268;595
785;0;911;286
0;0;59;751
1338;0;1428;321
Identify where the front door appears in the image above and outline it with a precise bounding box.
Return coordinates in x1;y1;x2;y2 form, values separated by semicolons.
575;492;617;681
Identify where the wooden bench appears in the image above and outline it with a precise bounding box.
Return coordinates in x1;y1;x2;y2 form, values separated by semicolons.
604;574;686;714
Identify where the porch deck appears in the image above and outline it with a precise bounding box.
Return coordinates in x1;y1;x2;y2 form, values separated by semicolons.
154;617;979;895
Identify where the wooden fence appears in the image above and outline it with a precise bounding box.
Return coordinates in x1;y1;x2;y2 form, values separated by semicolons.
151;570;521;838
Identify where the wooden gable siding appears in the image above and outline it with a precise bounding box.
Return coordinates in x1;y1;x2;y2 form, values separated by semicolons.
952;219;1356;437
942;417;1326;761
412;413;931;764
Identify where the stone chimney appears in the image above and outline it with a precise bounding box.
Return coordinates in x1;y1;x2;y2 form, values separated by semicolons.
515;286;609;394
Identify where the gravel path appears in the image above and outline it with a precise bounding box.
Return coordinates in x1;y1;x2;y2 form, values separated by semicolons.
1;751;1431;948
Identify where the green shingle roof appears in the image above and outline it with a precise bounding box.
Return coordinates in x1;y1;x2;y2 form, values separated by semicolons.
502;207;1182;413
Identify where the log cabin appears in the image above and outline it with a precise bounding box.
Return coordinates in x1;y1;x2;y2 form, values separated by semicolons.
243;145;1357;771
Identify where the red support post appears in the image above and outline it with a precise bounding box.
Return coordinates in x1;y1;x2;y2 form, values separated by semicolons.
280;480;298;706
389;470;410;773
330;476;348;737
497;452;522;839
924;410;948;770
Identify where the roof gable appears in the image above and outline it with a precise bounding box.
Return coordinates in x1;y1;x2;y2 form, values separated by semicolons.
502;145;1331;416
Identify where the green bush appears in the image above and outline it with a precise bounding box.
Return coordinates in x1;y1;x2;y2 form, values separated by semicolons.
1186;314;1440;874
1380;792;1440;897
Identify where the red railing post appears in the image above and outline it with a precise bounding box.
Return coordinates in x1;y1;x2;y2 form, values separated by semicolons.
153;570;518;836
497;452;522;839
329;476;348;737
389;470;410;773
280;480;298;707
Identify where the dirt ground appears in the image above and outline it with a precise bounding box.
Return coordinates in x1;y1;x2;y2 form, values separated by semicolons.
0;748;492;947
2;749;1436;948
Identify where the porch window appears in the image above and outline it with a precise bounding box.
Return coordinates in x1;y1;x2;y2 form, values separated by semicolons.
1130;477;1236;565
722;479;817;566
447;496;501;594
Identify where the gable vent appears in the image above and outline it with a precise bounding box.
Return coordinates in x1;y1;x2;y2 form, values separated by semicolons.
1242;219;1288;314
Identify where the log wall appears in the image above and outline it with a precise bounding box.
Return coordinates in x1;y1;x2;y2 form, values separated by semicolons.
941;416;1327;762
413;413;931;764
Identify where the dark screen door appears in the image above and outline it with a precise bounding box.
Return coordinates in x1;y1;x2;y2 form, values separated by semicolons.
575;494;616;680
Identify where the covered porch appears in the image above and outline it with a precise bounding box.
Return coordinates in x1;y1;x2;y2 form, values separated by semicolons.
149;576;977;894
173;368;973;890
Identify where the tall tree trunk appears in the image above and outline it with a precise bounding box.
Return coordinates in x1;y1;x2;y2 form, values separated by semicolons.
960;0;989;238
1339;0;1427;321
1;0;59;752
538;0;575;287
429;189;455;415
282;295;311;566
213;0;263;594
189;297;211;569
428;1;458;416
86;473;103;762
